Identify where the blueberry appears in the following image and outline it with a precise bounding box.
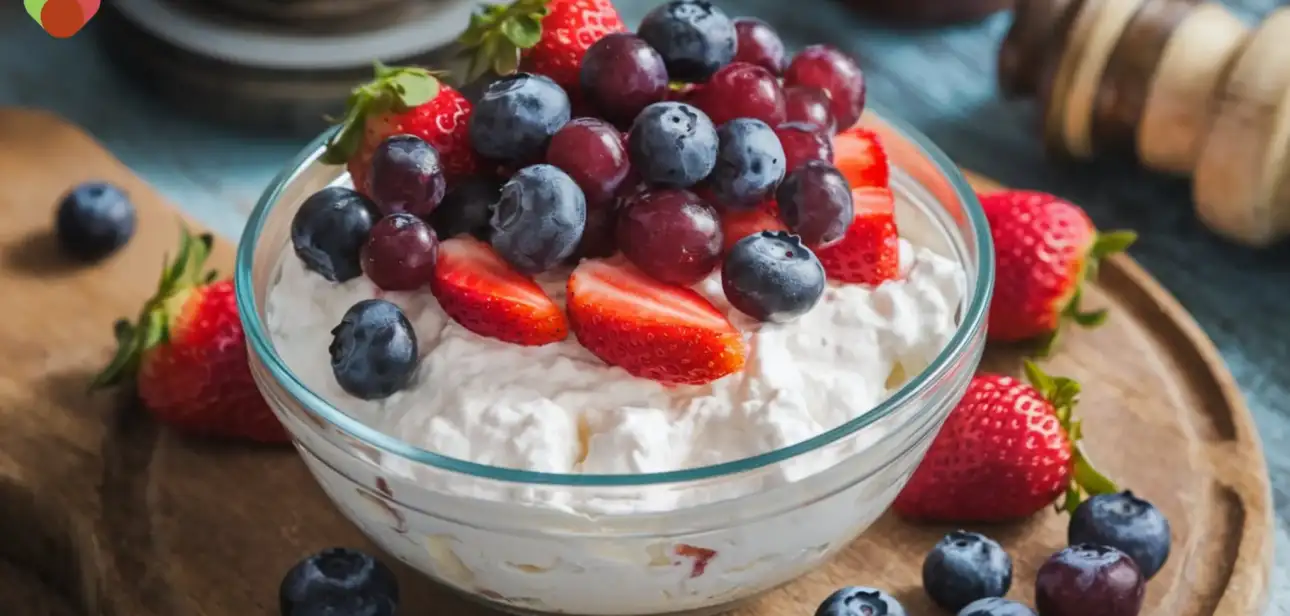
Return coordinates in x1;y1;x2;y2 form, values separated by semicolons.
54;181;136;261
922;530;1013;612
815;586;906;616
329;300;418;400
709;118;786;209
428;175;502;241
468;73;571;164
722;231;824;323
637;0;737;83
958;598;1037;616
628;102;718;188
1068;490;1171;579
367;134;446;218
279;547;398;616
291;186;379;282
491;164;587;274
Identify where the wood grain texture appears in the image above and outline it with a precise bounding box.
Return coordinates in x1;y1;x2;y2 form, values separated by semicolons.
0;109;1270;615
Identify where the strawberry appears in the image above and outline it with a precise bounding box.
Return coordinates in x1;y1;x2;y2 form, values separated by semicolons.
892;361;1118;523
457;0;627;98
980;190;1137;354
92;229;287;443
720;206;787;253
321;63;479;197
832;126;889;189
431;236;568;346
567;258;746;384
815;186;900;285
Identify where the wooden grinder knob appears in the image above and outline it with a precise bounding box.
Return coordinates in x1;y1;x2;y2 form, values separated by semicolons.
1000;0;1290;247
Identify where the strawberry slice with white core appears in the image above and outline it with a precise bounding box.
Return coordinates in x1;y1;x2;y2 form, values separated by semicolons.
720;205;788;253
815;186;900;285
568;258;747;385
431;237;568;346
833;126;890;189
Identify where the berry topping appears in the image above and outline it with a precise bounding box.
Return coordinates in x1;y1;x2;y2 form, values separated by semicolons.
490;164;587;273
361;213;439;291
784;45;867;130
720;206;788;253
815;587;906;616
709;118;787;209
546;117;632;207
691;62;787;127
1068;490;1172;579
617;188;722;285
469;73;572;164
567;258;746;384
572;198;621;260
733;17;787;75
579;33;670;128
329;299;419;400
637;0;737;83
54;181;136;261
775;123;835;173
722;231;825;323
628;101;719;188
428;175;502;241
814;186;899;285
431;236;568;345
922;531;1013;612
367;134;446;217
833;126;890;189
279;547;399;616
290;186;380;283
783;86;836;134
1034;545;1144;616
958;598;1037;616
776;160;854;247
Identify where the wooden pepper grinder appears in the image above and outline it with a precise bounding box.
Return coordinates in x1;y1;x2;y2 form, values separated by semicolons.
999;0;1290;247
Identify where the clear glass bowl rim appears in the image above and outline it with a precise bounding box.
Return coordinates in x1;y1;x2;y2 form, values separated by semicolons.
234;104;994;487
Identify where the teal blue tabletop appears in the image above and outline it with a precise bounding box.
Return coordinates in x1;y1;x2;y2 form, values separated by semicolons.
2;0;1287;611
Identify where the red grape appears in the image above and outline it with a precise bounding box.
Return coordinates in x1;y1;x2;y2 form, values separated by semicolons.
775;160;854;247
572;201;621;261
775;123;834;173
784;45;866;130
616;189;722;285
691;62;786;127
783;86;835;134
368;134;447;217
733;18;787;75
546;118;632;208
361;213;440;290
580;33;670;128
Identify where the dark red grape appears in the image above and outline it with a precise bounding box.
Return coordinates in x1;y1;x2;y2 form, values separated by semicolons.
572;201;621;261
580;33;670;128
784;46;866;130
783;86;835;134
776;160;853;247
546;118;632;208
775;123;834;173
427;175;501;241
616;189;722;285
361;213;440;290
368;134;447;217
733;18;787;75
691;62;786;127
1035;545;1144;616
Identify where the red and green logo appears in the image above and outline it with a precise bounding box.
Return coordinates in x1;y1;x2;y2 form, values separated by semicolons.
25;0;100;38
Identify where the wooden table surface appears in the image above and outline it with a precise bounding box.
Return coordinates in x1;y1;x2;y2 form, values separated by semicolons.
1;0;1286;612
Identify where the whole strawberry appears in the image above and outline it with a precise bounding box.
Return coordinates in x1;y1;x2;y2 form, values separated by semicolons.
980;190;1136;354
322;63;479;197
92;229;287;443
892;361;1118;523
457;0;626;99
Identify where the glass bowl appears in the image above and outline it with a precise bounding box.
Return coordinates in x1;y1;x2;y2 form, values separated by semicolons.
234;107;993;616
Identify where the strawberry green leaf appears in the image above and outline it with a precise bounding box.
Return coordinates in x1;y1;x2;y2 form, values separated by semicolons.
1090;230;1138;259
501;14;542;48
456;0;552;80
321;64;443;165
1071;308;1108;327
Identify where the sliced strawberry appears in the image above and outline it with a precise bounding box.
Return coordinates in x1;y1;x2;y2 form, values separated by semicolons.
567;258;746;384
816;187;900;285
833;126;890;189
720;205;788;252
431;237;568;346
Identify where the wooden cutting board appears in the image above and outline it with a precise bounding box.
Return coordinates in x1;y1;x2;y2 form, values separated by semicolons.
0;108;1271;616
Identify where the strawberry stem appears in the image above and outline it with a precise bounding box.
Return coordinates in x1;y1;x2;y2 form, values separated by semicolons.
320;63;443;165
456;0;550;82
1039;229;1137;357
1022;359;1120;514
